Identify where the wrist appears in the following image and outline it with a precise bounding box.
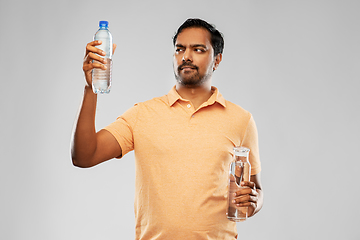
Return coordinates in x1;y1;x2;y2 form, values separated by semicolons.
84;85;97;98
84;84;94;92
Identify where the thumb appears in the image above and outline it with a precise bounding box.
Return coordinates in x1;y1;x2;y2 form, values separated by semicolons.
112;43;117;55
229;174;236;182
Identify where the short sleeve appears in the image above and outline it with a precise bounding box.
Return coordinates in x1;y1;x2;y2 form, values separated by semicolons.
241;115;261;175
103;104;139;158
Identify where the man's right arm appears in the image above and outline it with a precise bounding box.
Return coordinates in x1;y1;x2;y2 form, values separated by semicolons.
71;41;121;168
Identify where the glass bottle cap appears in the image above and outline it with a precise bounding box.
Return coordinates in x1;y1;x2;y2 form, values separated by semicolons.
233;146;250;156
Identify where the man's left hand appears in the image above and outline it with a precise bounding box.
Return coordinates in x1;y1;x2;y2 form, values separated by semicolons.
232;181;259;217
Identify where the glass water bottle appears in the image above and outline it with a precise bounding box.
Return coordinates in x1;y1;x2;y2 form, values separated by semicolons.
227;146;251;221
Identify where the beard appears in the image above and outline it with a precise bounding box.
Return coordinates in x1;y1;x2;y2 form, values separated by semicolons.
174;62;212;87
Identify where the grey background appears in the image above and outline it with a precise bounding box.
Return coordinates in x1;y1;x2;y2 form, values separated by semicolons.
1;0;359;239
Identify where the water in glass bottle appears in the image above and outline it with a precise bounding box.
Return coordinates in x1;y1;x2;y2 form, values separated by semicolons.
92;21;113;94
227;146;251;221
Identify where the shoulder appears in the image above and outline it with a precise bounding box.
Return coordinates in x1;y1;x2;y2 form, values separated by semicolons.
135;94;169;109
224;99;252;122
127;95;169;118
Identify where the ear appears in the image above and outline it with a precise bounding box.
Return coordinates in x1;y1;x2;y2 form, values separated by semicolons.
213;53;222;71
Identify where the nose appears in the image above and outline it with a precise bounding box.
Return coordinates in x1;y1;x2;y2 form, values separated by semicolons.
182;49;192;62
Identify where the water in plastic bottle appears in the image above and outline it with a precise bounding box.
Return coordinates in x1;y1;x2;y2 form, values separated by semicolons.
92;21;113;94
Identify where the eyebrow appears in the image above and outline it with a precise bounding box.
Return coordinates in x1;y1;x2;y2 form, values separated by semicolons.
175;44;207;49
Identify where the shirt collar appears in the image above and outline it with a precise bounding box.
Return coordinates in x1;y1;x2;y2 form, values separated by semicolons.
167;86;226;108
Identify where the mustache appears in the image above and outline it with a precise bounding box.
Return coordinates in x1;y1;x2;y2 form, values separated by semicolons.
178;62;198;71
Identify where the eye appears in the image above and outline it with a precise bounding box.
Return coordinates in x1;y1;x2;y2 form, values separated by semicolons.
175;48;184;53
195;48;206;53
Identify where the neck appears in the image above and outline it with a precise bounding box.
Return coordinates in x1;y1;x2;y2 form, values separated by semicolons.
175;81;213;109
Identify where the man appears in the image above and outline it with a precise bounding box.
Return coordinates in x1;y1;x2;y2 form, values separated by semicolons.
72;18;263;239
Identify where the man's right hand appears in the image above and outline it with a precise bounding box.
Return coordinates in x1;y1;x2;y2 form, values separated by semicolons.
82;41;117;87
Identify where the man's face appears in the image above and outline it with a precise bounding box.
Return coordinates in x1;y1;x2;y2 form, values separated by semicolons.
173;27;219;87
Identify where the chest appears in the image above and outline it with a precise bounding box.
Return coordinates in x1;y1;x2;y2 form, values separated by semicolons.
133;105;243;160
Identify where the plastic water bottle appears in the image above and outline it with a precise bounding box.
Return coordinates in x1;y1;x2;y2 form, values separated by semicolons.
92;21;113;94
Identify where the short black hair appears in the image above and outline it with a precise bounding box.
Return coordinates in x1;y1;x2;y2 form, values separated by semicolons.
173;18;224;56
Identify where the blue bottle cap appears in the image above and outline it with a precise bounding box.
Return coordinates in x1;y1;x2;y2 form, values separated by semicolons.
99;21;108;27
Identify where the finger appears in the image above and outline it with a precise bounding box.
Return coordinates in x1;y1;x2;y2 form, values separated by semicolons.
235;188;258;197
85;41;105;57
235;202;256;210
233;194;258;205
112;43;117;55
235;165;243;185
83;60;107;72
235;165;243;178
83;52;107;72
241;181;256;189
87;40;103;48
88;52;107;64
92;61;107;70
235;202;257;216
229;174;236;182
